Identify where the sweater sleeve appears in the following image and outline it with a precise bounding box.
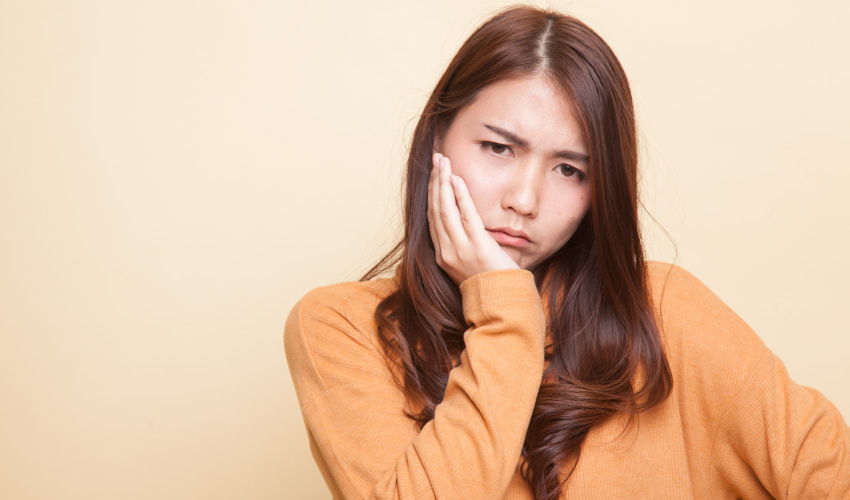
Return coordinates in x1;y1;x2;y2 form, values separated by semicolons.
710;349;850;499
284;269;546;500
650;263;850;499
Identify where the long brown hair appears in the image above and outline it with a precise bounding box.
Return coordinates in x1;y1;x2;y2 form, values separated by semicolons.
362;5;673;499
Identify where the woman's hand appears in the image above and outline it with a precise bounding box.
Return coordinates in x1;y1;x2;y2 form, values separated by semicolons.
428;152;519;285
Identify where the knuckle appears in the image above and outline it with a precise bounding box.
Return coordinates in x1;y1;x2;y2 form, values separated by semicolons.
439;207;451;221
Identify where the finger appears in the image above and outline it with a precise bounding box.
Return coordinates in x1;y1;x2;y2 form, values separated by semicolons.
450;174;488;243
428;153;447;256
433;157;457;255
438;157;470;247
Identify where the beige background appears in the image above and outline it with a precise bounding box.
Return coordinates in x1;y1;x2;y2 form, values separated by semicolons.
1;0;847;499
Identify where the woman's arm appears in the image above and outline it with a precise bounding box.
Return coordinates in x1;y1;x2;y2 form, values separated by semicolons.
285;152;544;499
651;264;850;498
711;348;850;498
285;268;545;499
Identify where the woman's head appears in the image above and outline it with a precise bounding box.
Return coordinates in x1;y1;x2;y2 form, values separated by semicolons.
433;73;591;271
406;5;641;282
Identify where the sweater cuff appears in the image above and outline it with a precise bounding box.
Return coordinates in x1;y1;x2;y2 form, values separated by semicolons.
459;269;540;320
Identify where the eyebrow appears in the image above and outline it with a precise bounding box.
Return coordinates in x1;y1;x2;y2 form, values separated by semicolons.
484;124;590;164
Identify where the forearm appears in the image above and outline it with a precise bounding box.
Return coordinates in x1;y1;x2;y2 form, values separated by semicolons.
287;269;546;500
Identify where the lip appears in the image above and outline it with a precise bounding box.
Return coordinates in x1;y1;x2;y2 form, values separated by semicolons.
486;227;532;247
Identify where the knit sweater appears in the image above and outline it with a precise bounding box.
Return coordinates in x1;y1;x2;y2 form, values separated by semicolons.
284;262;850;499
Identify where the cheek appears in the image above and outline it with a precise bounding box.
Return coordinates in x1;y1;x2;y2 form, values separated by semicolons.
573;187;592;216
445;154;499;209
577;193;591;218
461;172;504;217
550;190;591;237
443;144;478;179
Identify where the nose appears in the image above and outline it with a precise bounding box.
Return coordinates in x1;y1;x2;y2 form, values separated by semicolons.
500;161;541;217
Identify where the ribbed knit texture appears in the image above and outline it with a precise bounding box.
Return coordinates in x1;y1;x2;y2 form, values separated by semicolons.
284;262;850;499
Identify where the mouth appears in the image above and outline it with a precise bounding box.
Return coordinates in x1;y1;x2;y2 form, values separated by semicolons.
486;227;532;247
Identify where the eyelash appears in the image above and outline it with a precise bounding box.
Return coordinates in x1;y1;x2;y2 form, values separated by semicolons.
480;140;513;156
478;141;586;181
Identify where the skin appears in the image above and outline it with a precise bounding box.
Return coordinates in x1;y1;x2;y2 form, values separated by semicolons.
428;74;592;284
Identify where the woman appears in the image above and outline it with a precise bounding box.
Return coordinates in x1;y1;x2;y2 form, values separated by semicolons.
285;5;849;499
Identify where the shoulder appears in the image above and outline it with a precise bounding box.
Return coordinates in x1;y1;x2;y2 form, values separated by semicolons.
643;261;769;395
284;274;399;392
644;261;764;348
645;261;750;325
290;275;397;325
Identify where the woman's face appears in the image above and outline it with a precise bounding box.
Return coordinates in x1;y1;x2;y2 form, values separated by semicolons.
434;74;592;271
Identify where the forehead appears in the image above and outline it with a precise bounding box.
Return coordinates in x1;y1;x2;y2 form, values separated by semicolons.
452;75;585;152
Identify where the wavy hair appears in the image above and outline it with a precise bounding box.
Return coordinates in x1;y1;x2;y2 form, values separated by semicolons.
361;5;673;499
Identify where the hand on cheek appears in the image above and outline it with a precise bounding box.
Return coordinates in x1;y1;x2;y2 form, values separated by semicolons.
427;153;519;285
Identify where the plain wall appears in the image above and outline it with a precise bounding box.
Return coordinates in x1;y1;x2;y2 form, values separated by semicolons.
1;0;847;499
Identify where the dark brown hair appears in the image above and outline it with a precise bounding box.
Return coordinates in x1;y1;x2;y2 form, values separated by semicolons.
362;5;673;499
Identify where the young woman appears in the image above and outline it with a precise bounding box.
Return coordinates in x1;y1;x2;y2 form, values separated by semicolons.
285;5;849;499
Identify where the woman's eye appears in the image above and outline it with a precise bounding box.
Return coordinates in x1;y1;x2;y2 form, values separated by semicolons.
556;164;586;180
480;141;513;156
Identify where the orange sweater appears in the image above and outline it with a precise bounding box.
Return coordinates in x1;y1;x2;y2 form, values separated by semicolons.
284;262;850;499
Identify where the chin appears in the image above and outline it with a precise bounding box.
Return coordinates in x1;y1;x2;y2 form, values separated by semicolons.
503;249;535;271
521;261;539;272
